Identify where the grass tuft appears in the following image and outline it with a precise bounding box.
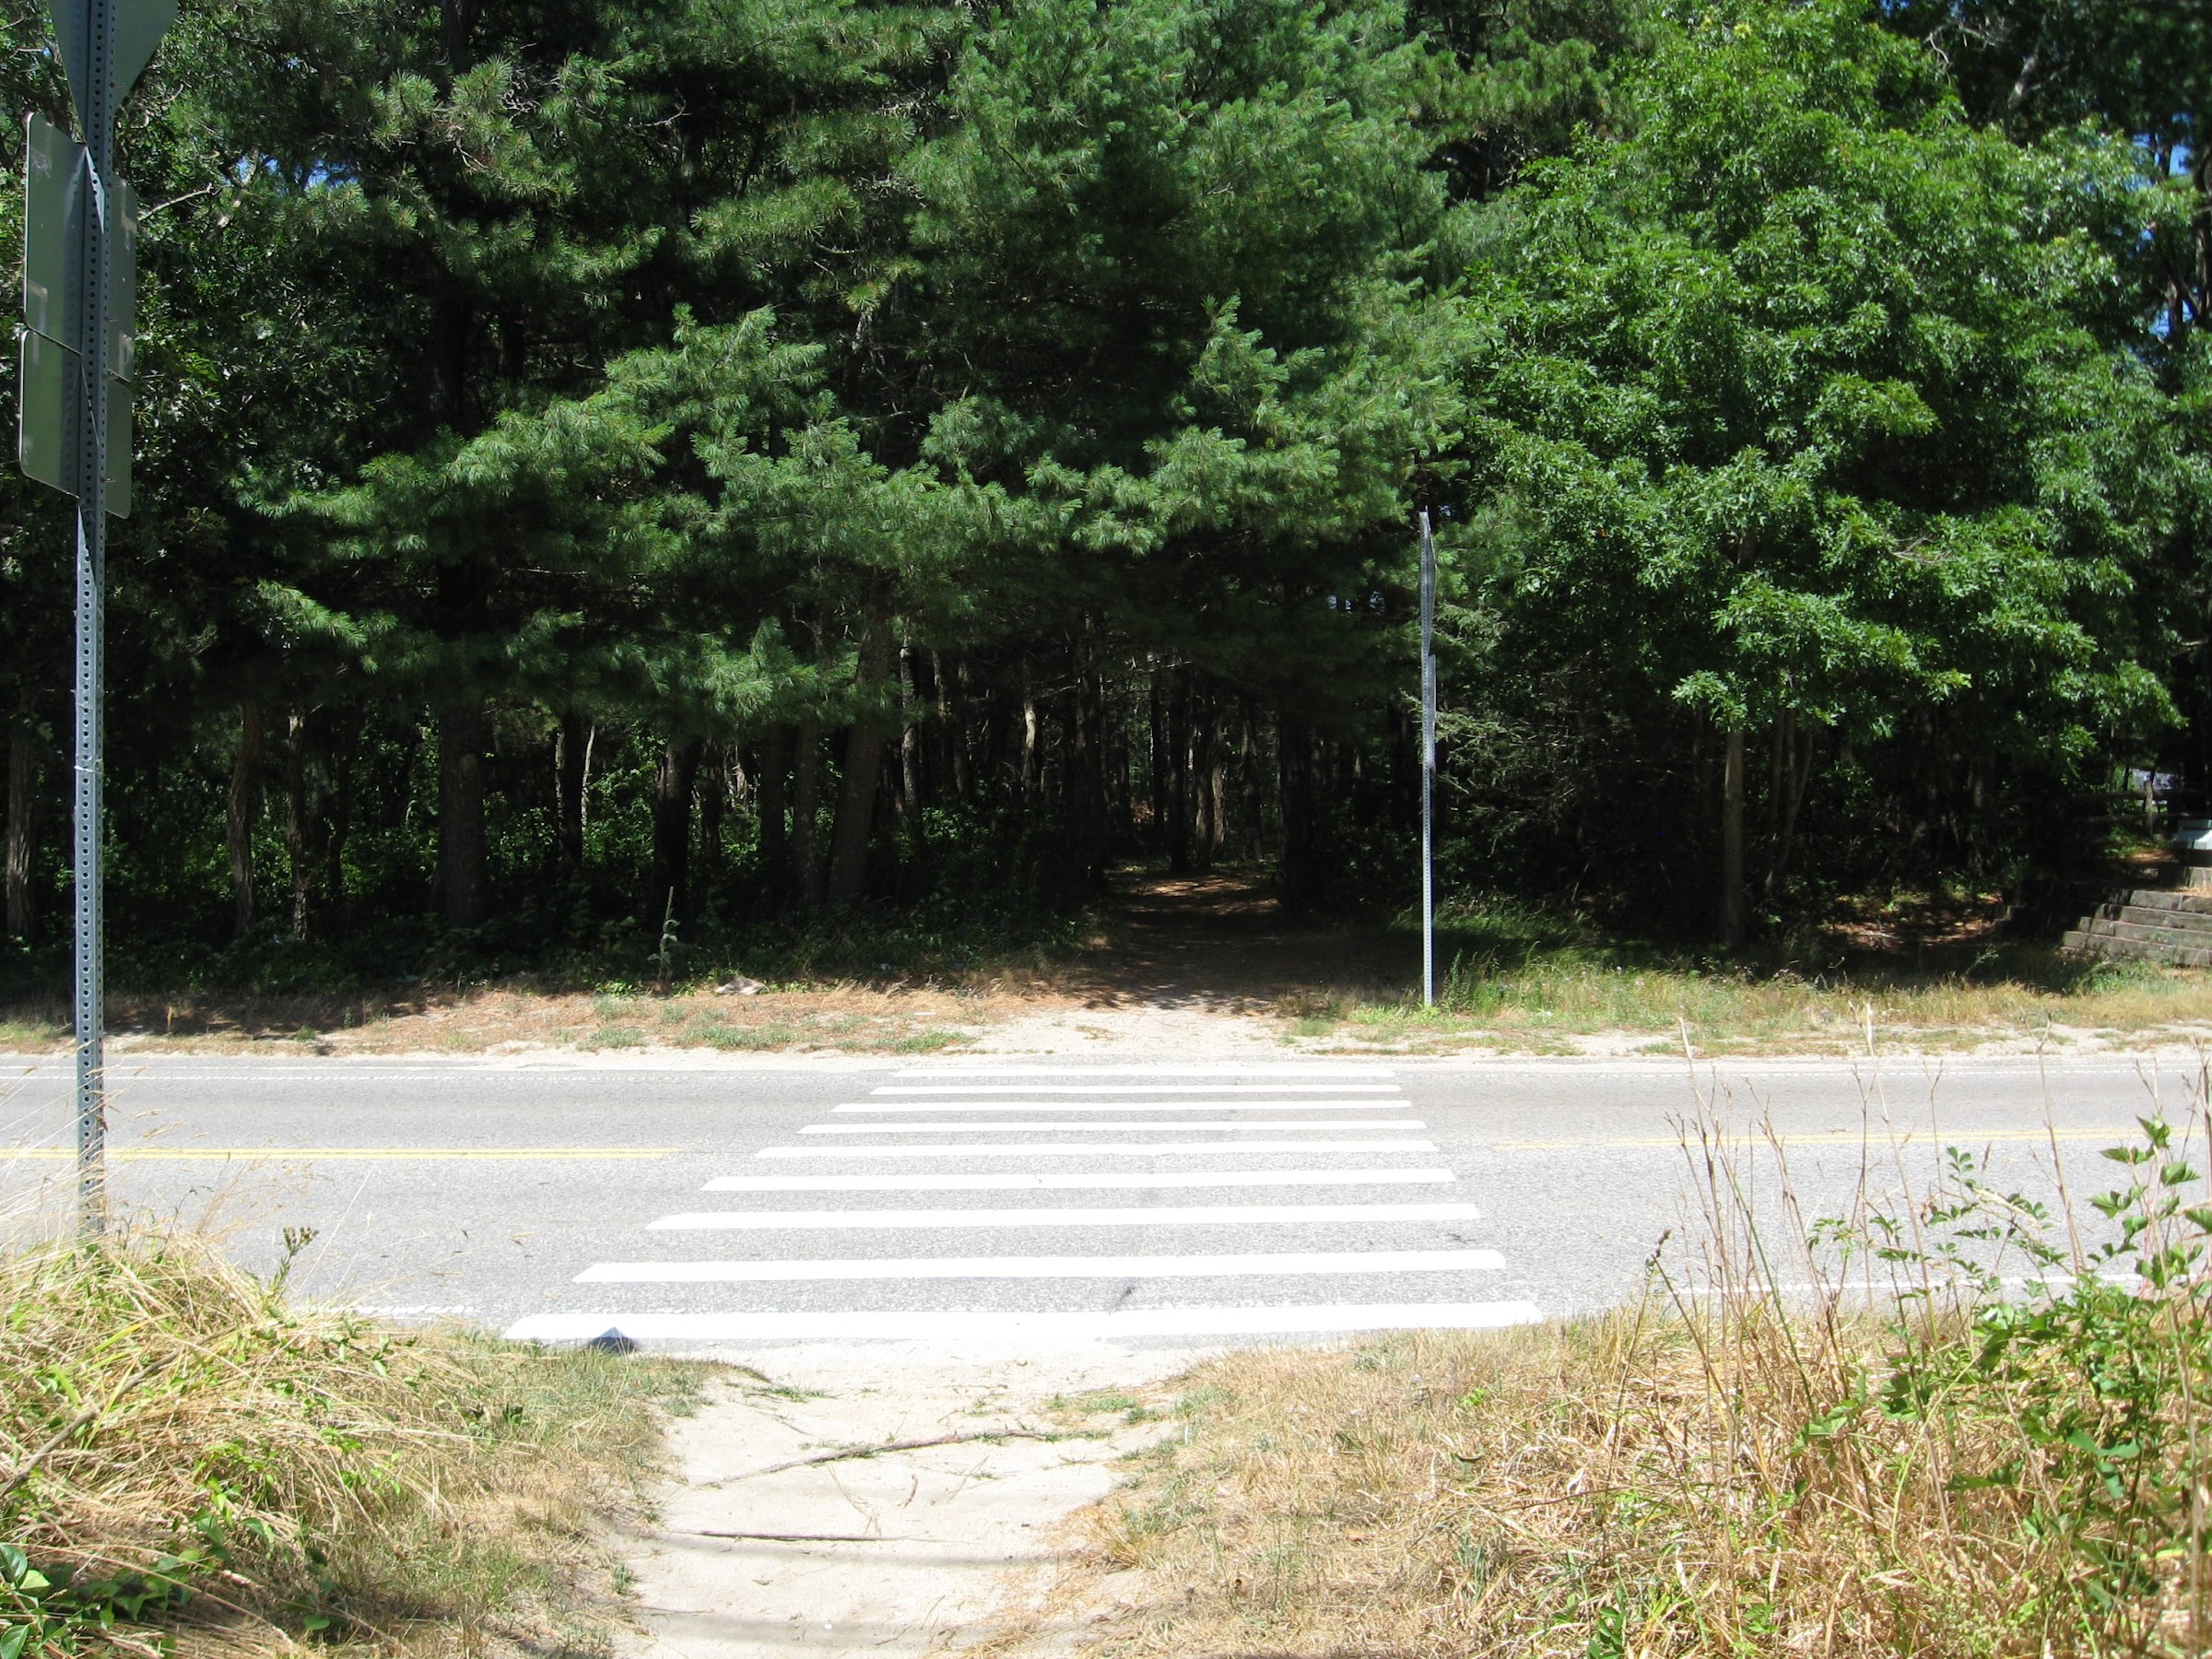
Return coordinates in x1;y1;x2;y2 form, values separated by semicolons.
1;1230;697;1659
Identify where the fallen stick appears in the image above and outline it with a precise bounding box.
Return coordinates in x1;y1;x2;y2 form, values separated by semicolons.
704;1429;1053;1483
678;1530;888;1543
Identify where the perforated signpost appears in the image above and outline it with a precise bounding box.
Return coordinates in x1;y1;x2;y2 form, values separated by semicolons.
19;0;175;1231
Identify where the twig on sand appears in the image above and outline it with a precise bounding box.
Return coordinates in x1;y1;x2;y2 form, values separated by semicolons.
703;1429;1052;1484
677;1529;888;1543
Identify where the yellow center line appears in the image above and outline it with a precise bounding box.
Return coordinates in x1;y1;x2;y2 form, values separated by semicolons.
3;1147;679;1161
1495;1127;2139;1151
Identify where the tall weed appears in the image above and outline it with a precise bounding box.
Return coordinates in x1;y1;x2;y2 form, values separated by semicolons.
1051;1048;2212;1656
0;1230;695;1658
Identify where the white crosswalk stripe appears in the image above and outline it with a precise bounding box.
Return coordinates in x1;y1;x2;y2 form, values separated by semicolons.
648;1202;1486;1230
754;1137;1440;1158
829;1099;1408;1112
700;1168;1460;1192
794;1118;1428;1135
505;1065;1543;1345
576;1249;1510;1282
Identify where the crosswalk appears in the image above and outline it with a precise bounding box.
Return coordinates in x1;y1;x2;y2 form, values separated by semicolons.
503;1063;1543;1345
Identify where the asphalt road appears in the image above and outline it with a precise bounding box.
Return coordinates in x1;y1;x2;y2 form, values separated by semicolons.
0;1050;2194;1347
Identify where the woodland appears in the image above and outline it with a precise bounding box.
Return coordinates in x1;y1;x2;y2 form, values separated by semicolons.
0;0;2206;988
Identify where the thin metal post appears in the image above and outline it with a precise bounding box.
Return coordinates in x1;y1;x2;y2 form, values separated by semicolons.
74;0;117;1235
1418;511;1435;1009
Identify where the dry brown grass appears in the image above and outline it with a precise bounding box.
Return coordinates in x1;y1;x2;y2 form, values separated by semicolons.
1;1230;699;1659
0;983;986;1056
1029;1099;2212;1657
1069;1318;2031;1658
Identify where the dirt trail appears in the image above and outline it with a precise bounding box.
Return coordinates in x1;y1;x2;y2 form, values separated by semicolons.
1049;868;1406;1012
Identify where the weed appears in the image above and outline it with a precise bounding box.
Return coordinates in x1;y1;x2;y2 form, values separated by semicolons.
1037;1053;2212;1656
0;1230;697;1659
706;1024;799;1051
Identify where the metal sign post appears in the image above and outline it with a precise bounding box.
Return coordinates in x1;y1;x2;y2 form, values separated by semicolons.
1418;510;1436;1009
19;0;173;1233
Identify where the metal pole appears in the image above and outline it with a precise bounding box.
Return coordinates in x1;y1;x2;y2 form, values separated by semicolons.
74;0;117;1235
1419;510;1435;1009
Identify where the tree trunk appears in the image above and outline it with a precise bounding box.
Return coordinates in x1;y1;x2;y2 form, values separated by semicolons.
1277;712;1319;908
757;726;791;903
283;711;311;940
1193;692;1218;865
1147;671;1167;853
898;646;930;868
1167;667;1192;873
555;713;593;868
228;700;265;941
1209;726;1228;863
6;688;37;941
829;629;893;909
700;745;728;889
1019;678;1041;799
437;699;492;928
791;717;822;912
324;705;359;925
944;655;971;802
1719;725;1746;948
1241;703;1265;860
1771;725;1816;898
1067;624;1110;884
648;736;706;925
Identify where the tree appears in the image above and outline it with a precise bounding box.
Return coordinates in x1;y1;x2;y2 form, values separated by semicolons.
1442;0;2185;933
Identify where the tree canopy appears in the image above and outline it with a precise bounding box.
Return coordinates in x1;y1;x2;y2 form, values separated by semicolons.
2;0;2205;976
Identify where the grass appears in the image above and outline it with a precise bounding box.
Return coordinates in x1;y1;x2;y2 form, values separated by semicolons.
1018;1068;2212;1657
1296;894;2212;1053
0;986;984;1058
1;1227;700;1659
10;878;2212;1058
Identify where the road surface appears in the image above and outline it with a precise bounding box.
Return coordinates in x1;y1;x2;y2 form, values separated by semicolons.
0;1050;2191;1347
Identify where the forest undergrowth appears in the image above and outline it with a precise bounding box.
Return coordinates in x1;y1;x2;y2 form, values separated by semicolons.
6;874;2212;1056
1019;1055;2212;1656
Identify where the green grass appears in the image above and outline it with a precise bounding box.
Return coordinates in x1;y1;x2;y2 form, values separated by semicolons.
703;1022;802;1050
0;1016;54;1051
1306;897;2212;1052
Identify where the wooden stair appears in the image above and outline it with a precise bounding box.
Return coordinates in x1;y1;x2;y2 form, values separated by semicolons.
2064;888;2212;968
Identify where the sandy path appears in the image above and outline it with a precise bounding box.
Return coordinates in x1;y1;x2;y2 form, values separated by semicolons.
623;1342;1190;1659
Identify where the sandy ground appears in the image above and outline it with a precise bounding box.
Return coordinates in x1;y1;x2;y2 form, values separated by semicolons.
624;1342;1191;1659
